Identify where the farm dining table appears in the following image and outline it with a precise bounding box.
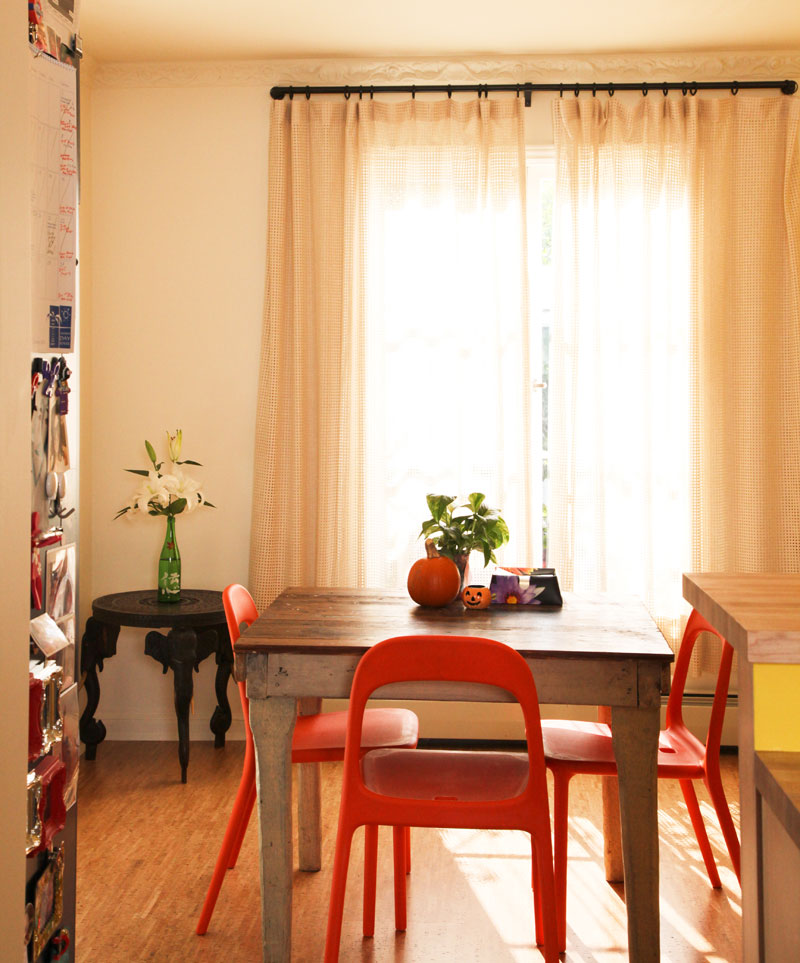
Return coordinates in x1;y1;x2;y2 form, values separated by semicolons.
235;587;674;963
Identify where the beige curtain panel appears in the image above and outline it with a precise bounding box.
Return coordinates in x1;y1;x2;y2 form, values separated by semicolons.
550;94;800;659
249;97;529;609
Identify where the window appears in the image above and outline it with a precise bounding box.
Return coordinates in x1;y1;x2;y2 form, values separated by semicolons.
526;150;555;565
362;147;555;588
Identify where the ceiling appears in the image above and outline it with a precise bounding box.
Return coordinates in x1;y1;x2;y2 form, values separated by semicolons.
79;0;800;64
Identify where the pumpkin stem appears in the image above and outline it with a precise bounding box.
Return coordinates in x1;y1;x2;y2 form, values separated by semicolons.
424;538;441;559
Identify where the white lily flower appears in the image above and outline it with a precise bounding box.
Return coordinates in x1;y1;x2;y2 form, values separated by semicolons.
165;468;202;511
132;470;170;513
167;429;182;463
116;431;213;521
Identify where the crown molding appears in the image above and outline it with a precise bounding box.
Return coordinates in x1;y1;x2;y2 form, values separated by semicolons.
92;50;800;90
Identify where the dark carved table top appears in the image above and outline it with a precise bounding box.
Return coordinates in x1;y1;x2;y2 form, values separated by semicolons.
91;589;225;628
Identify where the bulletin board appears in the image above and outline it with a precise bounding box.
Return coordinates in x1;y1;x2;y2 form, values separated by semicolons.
30;52;77;352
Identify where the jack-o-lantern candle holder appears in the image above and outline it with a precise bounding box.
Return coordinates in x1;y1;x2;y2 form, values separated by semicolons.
461;584;491;609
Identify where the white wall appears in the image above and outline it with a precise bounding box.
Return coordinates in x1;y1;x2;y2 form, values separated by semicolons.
81;76;267;740
0;8;33;960
81;51;799;742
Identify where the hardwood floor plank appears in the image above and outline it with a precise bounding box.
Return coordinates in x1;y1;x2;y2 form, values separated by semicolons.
76;742;741;962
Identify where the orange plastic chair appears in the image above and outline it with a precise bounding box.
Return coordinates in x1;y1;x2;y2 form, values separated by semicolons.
324;635;560;963
196;584;419;936
542;607;740;948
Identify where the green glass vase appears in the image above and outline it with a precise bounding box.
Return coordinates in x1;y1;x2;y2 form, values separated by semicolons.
157;515;181;602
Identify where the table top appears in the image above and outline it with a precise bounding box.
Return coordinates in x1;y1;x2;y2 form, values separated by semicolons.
237;587;674;663
683;573;800;662
91;589;225;628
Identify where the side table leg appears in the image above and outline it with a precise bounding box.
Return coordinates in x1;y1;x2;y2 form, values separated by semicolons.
145;626;198;784
209;622;233;749
171;629;198;784
79;617;120;760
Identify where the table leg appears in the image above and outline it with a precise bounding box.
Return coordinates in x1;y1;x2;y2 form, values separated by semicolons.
738;657;759;961
145;626;201;784
78;617;119;760
297;697;323;872
250;694;298;963
598;706;624;882
210;624;233;749
611;702;661;963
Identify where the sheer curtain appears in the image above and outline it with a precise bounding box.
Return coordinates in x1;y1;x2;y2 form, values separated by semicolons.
249;97;532;608
549;95;800;654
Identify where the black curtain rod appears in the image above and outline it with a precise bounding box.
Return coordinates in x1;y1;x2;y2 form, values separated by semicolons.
271;79;797;107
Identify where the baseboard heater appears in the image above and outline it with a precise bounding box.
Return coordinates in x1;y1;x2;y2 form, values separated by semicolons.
420;692;739;753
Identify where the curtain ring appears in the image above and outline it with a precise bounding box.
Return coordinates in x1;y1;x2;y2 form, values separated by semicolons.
370;85;374;99
358;86;363;100
559;83;564;98
642;83;649;96
448;85;452;98
305;86;311;100
592;83;596;97
412;85;416;100
682;82;688;96
690;82;698;96
574;83;580;97
662;83;669;97
344;86;351;100
288;88;294;100
731;81;739;95
608;83;614;97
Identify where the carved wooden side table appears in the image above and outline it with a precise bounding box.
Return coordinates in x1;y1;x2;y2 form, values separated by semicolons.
79;589;232;783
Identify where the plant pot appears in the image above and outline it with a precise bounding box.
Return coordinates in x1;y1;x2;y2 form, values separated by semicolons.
453;553;470;592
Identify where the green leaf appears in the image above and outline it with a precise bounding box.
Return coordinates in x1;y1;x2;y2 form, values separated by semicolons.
202;500;216;508
145;439;158;466
425;493;455;524
125;468;151;476
467;492;486;512
167;498;187;515
114;507;130;518
180;459;203;466
483;543;493;566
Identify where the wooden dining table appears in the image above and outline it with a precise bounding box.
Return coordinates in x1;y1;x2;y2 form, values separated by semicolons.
235;587;674;962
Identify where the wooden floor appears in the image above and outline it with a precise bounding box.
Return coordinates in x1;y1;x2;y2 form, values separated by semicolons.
76;741;742;962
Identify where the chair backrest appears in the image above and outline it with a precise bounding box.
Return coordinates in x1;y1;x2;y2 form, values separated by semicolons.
344;634;548;799
222;583;259;650
222;583;259;726
665;608;734;760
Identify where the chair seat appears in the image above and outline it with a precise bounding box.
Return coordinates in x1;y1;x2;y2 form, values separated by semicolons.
291;708;419;763
541;719;706;779
362;748;530;802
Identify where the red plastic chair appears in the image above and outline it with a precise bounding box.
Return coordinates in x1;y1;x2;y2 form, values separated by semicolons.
196;584;419;936
324;635;560;963
542;607;740;948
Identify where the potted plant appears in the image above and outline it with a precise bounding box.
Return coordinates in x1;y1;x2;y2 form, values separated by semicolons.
418;492;510;588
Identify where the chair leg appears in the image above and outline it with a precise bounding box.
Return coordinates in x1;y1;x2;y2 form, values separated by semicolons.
363;825;378;937
392;825;408;931
704;770;741;882
551;769;571;952
533;839;560;963
324;823;355;963
532;837;544;946
405;824;411;874
228;781;257;869
679;779;721;888
196;754;256;934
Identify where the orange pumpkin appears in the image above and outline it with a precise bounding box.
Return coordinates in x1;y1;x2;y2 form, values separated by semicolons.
407;539;460;607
